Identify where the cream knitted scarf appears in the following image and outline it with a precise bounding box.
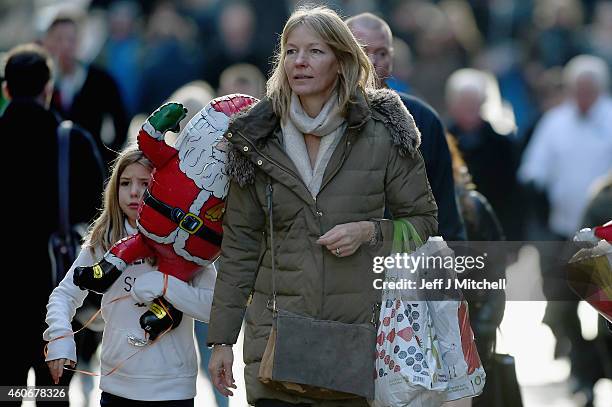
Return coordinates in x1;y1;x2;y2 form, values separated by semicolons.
281;92;346;197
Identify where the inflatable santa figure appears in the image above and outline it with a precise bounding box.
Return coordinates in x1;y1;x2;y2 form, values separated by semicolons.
73;94;257;340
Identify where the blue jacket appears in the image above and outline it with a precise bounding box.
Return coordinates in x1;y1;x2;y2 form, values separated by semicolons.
398;92;466;241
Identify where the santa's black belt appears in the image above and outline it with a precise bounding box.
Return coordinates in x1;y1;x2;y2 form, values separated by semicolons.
143;189;222;246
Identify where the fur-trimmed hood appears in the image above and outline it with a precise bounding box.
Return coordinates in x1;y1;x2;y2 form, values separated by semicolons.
225;88;421;186
366;88;421;156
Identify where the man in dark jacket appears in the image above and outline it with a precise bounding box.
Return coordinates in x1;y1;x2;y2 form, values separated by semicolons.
43;15;129;166
0;43;103;395
446;68;523;241
347;13;466;242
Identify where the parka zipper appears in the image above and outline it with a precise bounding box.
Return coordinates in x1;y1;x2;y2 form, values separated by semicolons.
316;134;353;317
318;131;353;196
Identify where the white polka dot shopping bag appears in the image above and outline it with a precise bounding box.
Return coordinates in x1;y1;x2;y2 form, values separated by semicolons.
372;220;486;407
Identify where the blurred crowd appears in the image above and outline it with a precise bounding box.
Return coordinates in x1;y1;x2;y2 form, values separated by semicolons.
0;1;607;113
22;0;605;249
1;0;610;406
0;0;610;124
1;0;610;239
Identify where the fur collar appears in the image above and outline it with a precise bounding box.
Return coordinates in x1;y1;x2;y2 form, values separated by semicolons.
366;88;421;157
226;88;421;187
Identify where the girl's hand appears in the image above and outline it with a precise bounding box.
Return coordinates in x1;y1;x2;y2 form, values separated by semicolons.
46;358;76;384
316;221;374;257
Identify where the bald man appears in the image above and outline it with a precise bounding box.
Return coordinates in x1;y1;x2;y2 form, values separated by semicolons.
347;13;466;241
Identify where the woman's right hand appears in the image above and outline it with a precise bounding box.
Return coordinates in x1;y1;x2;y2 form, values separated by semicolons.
208;345;237;396
46;358;75;384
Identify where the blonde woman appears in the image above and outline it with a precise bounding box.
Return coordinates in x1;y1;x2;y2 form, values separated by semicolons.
44;147;216;406
207;6;437;407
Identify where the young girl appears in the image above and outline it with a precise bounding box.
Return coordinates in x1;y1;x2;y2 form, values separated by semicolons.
44;147;217;406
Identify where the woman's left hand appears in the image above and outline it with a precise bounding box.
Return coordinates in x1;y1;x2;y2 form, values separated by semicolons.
317;221;374;257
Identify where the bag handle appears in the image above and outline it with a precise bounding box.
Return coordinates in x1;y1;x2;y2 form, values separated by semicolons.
57;121;72;237
74;122;106;182
266;179;277;313
392;218;423;253
50;122;73;287
400;218;423;247
56;120;107;233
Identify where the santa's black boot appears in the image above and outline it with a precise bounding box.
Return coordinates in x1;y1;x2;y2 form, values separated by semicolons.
139;298;184;341
73;258;123;294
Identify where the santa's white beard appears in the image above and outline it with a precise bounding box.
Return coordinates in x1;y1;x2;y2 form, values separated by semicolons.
179;138;229;199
